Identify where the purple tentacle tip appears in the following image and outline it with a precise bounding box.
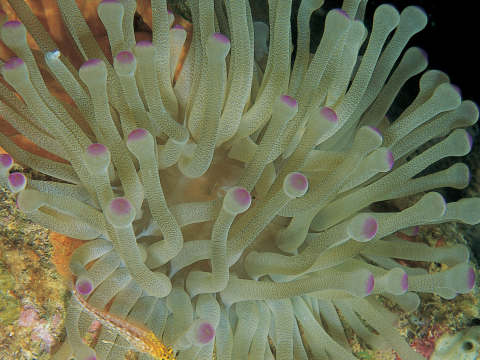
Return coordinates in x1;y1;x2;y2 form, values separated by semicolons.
0;153;13;168
232;187;251;208
401;272;409;292
81;58;103;68
386;150;395;170
76;279;93;295
365;274;375;296
115;51;135;64
334;9;350;19
8;172;25;187
368;126;382;136
467;266;476;291
320;107;338;124
363;217;378;240
451;84;462;98
86;143;108;156
172;25;185;30
289;173;308;192
127;128;149;141
110;197;132;216
280;95;297;108
3;20;22;29
466;132;474;150
197;321;215;344
135;40;154;47
211;32;230;44
3;57;25;70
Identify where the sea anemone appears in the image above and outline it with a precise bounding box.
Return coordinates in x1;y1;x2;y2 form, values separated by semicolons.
0;0;478;359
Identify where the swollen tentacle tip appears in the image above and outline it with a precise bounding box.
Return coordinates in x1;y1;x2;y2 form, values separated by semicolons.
105;197;135;227
467;266;476;291
84;143;110;174
114;51;136;76
196;321;215;345
81;58;104;68
386;149;395;170
367;126;382;137
135;40;154;48
2;57;26;73
79;59;107;83
417;47;428;62
0;153;13;174
333;9;350;19
402;272;409;293
280;95;297;109
8;172;26;193
451;84;462;99
126;128;154;156
172;25;185;30
466;131;474;151
348;214;378;242
361;217;378;241
127;128;149;142
76;277;94;295
133;41;157;63
273;95;298;120
365;273;375;296
1;20;26;45
207;33;231;59
284;172;308;198
319;107;338;124
188;319;215;346
223;187;252;214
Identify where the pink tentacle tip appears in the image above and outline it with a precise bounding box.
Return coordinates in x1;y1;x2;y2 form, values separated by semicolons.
76;279;93;295
401;272;409;292
362;217;378;240
3;57;25;70
2;20;22;29
127;128;149;141
467;266;476;291
86;143;108;156
0;153;13;168
110;197;133;216
334;9;350;19
367;126;382;136
197;322;215;344
8;172;25;187
81;58;103;68
451;84;462;98
418;47;428;62
115;51;135;64
211;32;230;44
411;225;420;235
232;187;251;207
135;40;154;47
386;150;395;170
466;132;474;150
365;274;375;296
320;107;338;124
172;25;185;30
289;172;308;192
100;0;120;4
280;95;297;108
